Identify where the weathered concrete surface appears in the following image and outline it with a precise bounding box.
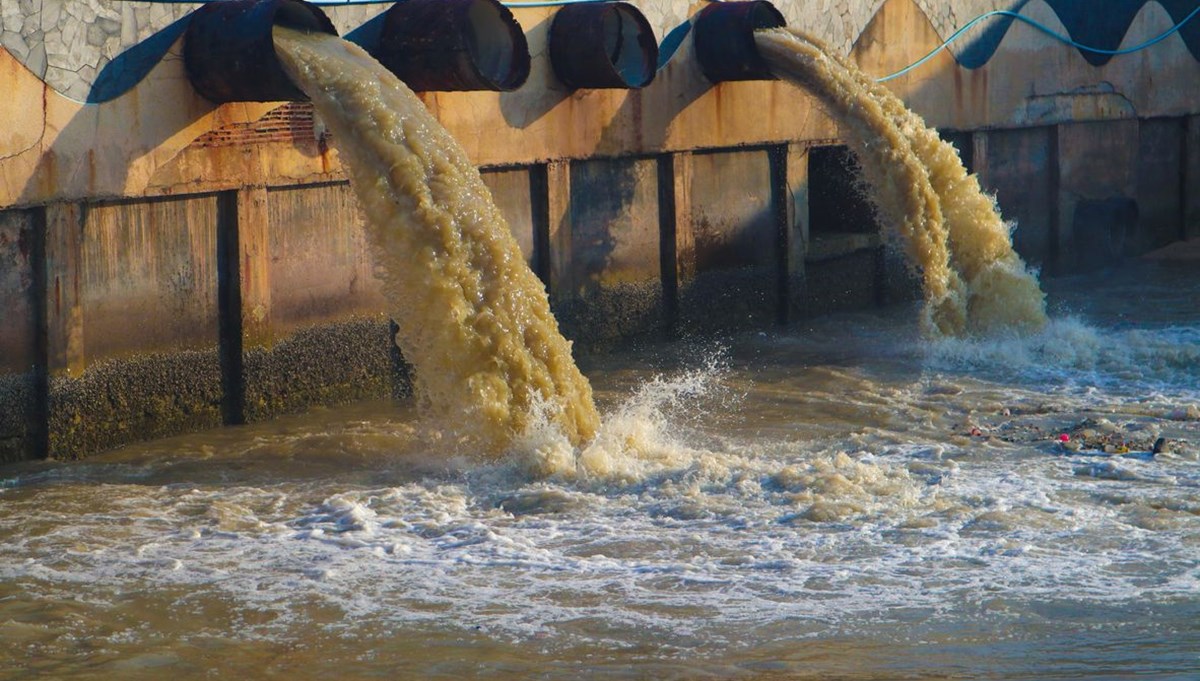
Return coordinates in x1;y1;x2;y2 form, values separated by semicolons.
481;168;539;269
79;195;220;363
243;318;406;423
0;2;840;209
1134;118;1185;254
784;143;811;322
679;149;780;333
851;0;1200;131
3;184;411;458
973;126;1058;269
236;182;400;420
19;194;220;377
1187;116;1200;240
6;0;1200;210
0;0;380;103
554;157;665;349
1056;120;1140;272
47;349;222;459
19;1;1191;108
265;183;385;336
34;194;224;458
0;208;39;462
0;208;36;374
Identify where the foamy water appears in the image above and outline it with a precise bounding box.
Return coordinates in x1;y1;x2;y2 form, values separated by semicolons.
0;24;1194;681
755;28;1047;337
2;263;1197;679
273;27;598;452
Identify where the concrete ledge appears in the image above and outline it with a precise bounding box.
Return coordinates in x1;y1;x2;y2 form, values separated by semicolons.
555;281;667;353
47;349;223;460
806;233;882;262
0;373;39;463
796;248;884;319
242;317;408;423
678;268;782;334
1143;238;1200;261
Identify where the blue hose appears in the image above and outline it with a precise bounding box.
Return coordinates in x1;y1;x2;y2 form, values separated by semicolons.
876;5;1200;82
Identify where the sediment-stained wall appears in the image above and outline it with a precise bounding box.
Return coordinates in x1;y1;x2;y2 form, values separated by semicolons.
2;0;1199;461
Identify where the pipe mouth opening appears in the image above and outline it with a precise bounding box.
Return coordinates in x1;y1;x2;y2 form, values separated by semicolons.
465;0;525;90
742;1;787;32
184;0;338;104
274;0;333;33
549;2;658;89
693;0;787;83
376;0;531;92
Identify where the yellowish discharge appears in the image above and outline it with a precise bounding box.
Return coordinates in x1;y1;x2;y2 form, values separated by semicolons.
755;28;1048;336
273;27;599;452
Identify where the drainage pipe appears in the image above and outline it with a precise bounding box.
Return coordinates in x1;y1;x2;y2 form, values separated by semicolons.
548;2;657;89
183;0;338;103
372;0;531;92
692;0;786;83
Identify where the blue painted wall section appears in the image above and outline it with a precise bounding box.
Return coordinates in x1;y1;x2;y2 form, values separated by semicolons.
957;0;1200;69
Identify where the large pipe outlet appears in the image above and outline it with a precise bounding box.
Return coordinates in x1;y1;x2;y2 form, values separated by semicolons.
184;0;337;103
374;0;530;92
549;2;658;89
692;0;786;83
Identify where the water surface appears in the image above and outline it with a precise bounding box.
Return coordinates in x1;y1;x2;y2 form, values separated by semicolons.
2;261;1198;680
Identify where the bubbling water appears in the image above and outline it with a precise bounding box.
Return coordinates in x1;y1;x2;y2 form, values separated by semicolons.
273;27;599;453
755;28;1048;337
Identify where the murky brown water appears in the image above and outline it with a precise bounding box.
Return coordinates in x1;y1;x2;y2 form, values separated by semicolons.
2;22;1196;681
273;27;599;454
756;27;1047;337
2;261;1198;680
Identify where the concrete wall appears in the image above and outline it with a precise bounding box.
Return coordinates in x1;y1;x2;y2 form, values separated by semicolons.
1135;118;1186;254
1189;117;1200;240
241;182;400;421
0;188;407;459
680;148;782;332
557;157;665;349
3;0;1199;460
973;127;1057;270
0;209;39;463
6;0;1200;209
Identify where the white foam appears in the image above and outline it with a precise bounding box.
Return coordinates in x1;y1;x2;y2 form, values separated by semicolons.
928;316;1200;394
2;393;1196;654
3;315;1198;661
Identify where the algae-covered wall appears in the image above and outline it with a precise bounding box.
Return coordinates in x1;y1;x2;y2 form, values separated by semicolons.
2;0;1199;461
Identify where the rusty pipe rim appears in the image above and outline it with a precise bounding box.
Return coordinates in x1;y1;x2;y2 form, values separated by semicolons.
549;2;658;89
376;0;531;92
184;0;338;104
692;0;787;83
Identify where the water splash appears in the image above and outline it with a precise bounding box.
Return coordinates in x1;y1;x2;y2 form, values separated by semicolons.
929;316;1200;392
755;28;1048;337
273;28;599;453
511;355;734;483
